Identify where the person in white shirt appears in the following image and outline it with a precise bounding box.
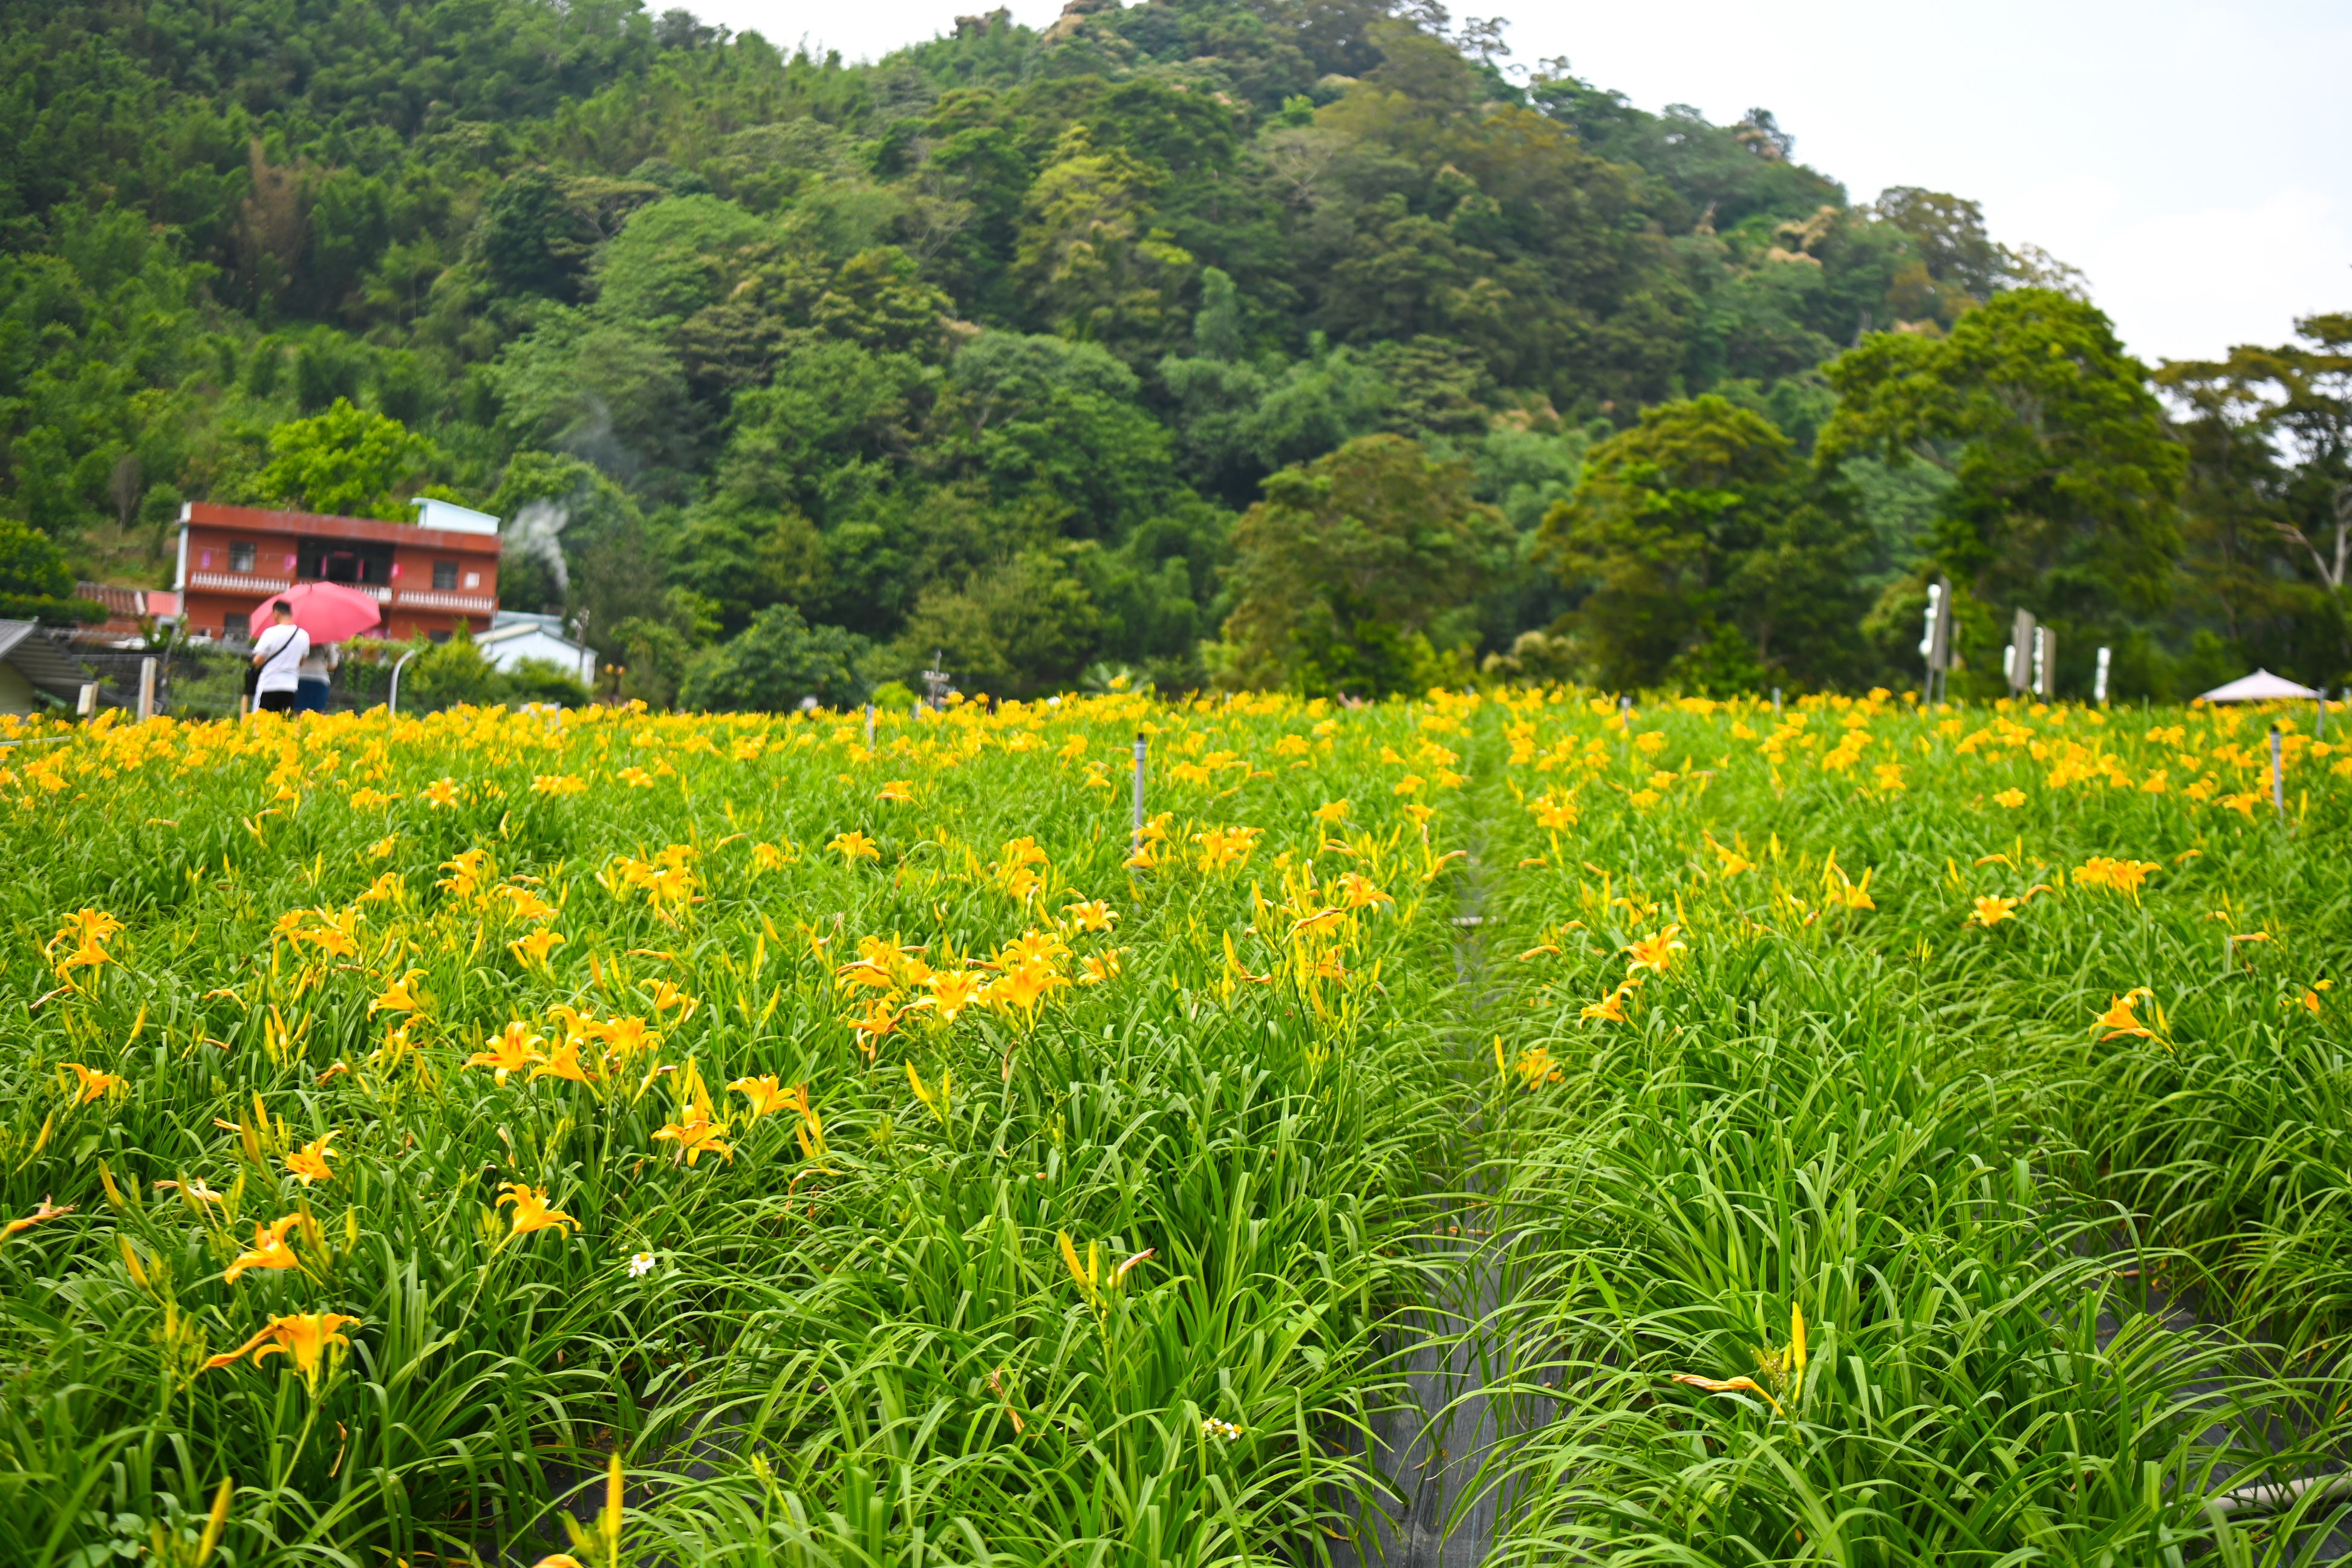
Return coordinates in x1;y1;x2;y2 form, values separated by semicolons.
249;601;310;716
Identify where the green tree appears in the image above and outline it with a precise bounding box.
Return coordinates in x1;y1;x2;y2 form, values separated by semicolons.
1221;433;1511;695
0;516;102;620
1820;290;2186;643
1012;125;1194;348
679;604;869;712
255;400;441;519
882;547;1103;698
1540;394;1862;690
1873;187;2005;303
2155;314;2352;685
493;313;699;487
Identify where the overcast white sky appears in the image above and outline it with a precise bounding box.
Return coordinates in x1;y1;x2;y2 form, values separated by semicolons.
685;0;2351;367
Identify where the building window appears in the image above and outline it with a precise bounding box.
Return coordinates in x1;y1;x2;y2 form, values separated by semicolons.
298;541;394;584
229;541;256;573
432;561;458;590
224;614;240;640
428;629;452;644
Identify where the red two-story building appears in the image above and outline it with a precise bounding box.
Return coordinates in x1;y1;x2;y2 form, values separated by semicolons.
175;499;502;644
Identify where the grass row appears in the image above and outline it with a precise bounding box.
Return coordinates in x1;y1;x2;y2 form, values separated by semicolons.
0;697;1481;1566
1463;691;2352;1564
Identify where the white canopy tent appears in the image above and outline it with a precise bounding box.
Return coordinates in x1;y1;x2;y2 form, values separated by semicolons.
2197;669;2323;703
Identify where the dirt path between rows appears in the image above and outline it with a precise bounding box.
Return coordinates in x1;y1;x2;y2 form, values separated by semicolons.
1334;743;1510;1567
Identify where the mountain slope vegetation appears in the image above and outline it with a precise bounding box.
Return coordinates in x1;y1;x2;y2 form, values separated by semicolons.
2;0;2345;700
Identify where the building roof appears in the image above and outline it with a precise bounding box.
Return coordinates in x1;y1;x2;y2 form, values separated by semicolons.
0;620;94;698
181;501;502;556
77;583;178;619
2198;668;2323;703
479;621;589;657
491;610;567;633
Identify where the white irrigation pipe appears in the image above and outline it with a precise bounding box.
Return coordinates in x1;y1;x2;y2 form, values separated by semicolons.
385;647;420;715
2209;1470;2352;1515
1130;732;1147;851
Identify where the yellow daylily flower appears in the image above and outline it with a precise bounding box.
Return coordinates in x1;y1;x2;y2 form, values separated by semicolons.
467;1021;547;1085
829;830;881;863
62;1062;125;1105
1969;895;2019;928
509;929;567;968
730;1074;790;1119
497;1182;579;1237
2093;989;2157;1041
916;969;986;1023
653;1113;734;1166
370;969;427;1015
2;1197;74;1242
224;1215;305;1283
1624;926;1685;975
1669;1371;1782;1413
530;1037;597;1084
284;1132;336;1185
1064;899;1116;932
201;1311;360;1385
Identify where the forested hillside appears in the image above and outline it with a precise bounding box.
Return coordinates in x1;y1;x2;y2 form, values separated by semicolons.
2;0;2346;701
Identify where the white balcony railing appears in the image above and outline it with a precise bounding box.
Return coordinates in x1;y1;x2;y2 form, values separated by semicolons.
394;588;496;614
187;571;293;593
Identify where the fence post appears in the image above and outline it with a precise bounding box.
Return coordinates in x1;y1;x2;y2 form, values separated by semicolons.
137;657;157;721
2271;724;2284;821
1131;732;1147;851
76;682;98;717
864;702;875;749
1771;687;1782;717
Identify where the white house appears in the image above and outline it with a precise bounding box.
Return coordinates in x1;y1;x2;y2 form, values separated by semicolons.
480;611;595;686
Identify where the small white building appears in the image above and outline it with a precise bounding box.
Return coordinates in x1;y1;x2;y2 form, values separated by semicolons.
480;611;595;685
411;498;501;536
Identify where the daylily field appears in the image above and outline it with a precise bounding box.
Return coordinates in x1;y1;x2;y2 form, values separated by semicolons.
4;689;2351;1567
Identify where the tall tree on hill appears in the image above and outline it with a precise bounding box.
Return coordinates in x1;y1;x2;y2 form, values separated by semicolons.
1220;432;1511;695
1819;290;2186;685
1539;394;1865;692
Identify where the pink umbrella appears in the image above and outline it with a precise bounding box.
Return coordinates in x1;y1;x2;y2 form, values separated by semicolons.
247;581;383;642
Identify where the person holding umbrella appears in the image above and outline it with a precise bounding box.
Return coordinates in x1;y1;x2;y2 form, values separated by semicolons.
243;582;384;718
249;599;310;716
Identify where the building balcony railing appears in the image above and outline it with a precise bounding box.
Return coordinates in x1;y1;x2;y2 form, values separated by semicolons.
186;573;396;602
393;588;497;614
187;571;293;594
